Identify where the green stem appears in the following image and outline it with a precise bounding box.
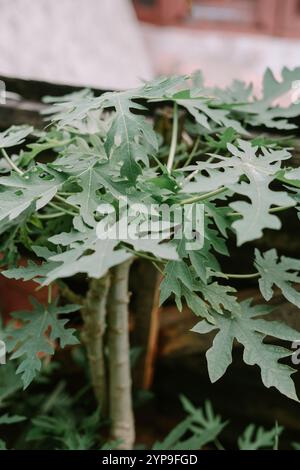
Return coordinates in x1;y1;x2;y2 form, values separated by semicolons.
48;284;52;304
125;248;167;275
222;272;260;280
267;205;295;214
41;380;66;414
124;245;164;265
182;137;200;168
180;186;227;205
215;438;225;450
152;261;165;276
1;148;24;176
36;211;66;219
58;281;84;305
54;194;79;211
167;102;179;173
122;244;166;273
228;205;295;218
58;191;78;197
173;151;188;170
159;143;186;160
50;139;74;147
276;173;300;189
49;201;77;217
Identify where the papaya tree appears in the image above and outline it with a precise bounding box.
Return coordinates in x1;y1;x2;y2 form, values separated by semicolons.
1;67;300;449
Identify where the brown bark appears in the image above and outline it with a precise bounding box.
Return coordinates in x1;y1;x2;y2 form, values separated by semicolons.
107;260;135;450
81;274;111;414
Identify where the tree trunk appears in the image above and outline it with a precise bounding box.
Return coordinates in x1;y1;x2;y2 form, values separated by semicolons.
130;260;161;389
81;274;110;414
107;260;135;450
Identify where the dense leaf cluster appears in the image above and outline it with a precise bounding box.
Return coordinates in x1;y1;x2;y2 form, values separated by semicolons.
0;68;300;399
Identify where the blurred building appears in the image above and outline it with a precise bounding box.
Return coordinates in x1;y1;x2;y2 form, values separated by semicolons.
0;0;153;90
0;0;299;94
134;0;300;37
134;0;300;90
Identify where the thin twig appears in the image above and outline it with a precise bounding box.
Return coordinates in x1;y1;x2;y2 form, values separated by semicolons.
167;102;179;173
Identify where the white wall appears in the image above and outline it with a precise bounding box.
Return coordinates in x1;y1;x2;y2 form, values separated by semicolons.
0;0;153;89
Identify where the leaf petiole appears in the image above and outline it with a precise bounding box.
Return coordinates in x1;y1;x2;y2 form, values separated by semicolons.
167;102;179;173
1;148;24;176
49;201;78;217
180;186;228;205
221;272;260;280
